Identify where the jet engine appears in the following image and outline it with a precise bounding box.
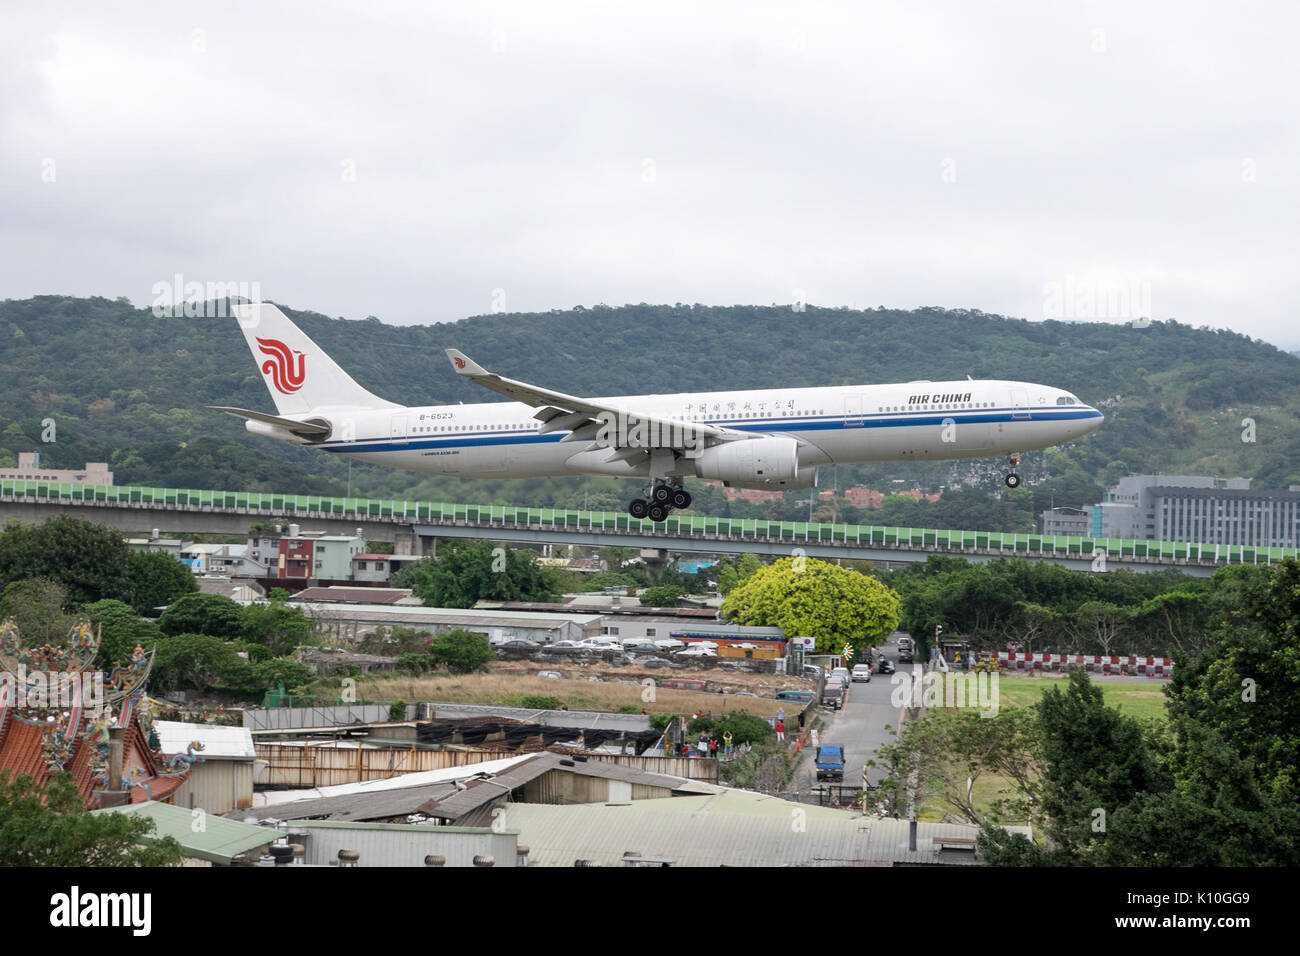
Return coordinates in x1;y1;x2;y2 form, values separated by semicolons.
693;436;817;489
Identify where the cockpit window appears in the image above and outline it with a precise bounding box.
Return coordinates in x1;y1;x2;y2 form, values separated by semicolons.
1056;394;1079;405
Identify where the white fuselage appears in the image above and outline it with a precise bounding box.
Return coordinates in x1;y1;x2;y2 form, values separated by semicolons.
279;379;1103;480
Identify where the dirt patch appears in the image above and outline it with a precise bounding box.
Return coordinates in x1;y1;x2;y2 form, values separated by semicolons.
359;664;817;718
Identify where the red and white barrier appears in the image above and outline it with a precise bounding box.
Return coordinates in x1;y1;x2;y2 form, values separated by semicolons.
995;651;1173;677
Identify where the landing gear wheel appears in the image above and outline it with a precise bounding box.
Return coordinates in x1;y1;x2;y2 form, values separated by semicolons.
1004;473;1021;489
628;499;649;519
647;503;669;522
671;489;692;509
651;484;673;504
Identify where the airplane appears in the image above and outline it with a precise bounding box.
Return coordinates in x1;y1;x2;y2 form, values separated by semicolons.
212;302;1104;521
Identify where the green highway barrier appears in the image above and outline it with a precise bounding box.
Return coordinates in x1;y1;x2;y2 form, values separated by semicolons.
1;479;1293;567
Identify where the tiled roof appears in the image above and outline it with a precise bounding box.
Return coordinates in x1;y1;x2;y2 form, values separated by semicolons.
0;711;187;808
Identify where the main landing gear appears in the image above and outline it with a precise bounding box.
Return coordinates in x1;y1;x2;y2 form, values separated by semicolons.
627;482;692;522
1004;455;1022;489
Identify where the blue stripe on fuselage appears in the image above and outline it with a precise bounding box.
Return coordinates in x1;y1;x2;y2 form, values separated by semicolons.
317;407;1103;455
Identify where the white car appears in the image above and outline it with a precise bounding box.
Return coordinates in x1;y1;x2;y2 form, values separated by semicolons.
654;639;685;650
830;667;851;689
537;670;563;680
677;645;717;658
851;664;872;683
579;639;622;651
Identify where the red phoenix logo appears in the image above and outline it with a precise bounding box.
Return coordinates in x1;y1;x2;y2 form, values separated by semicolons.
256;337;306;394
454;356;466;370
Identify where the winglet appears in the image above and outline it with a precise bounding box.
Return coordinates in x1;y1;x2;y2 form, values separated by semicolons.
445;349;487;377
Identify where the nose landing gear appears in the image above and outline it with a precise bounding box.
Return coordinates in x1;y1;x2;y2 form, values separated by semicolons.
1004;455;1022;489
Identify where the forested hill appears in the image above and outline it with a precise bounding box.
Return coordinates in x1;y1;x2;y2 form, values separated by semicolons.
2;296;1298;509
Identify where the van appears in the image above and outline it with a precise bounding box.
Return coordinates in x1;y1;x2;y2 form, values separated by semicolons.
821;683;844;710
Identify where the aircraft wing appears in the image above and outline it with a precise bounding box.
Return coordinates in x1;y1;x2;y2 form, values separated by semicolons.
208;405;332;438
444;349;745;452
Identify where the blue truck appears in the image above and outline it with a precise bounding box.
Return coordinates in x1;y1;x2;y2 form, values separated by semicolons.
815;744;845;782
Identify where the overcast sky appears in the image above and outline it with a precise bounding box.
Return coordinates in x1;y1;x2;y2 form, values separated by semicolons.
3;1;1297;347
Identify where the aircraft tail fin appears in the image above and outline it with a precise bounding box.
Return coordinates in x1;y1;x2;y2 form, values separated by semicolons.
232;302;398;414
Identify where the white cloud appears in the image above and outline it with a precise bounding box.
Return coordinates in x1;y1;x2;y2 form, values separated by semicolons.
1;0;1296;346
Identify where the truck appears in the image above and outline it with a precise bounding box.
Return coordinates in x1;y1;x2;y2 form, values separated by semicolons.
815;744;845;782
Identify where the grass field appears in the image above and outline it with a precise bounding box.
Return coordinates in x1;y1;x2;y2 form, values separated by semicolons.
912;675;1172;823
994;674;1170;722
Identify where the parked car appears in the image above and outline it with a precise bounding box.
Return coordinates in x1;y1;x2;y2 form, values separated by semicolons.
802;664;824;681
497;639;539;649
851;664;872;683
624;641;662;653
654;639;685;650
677;645;717;658
537;671;563;680
822;683;844;710
641;658;669;668
579;639;622;651
830;667;851;689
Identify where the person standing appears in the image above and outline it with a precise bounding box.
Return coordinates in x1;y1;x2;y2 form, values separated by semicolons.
776;718;785;742
709;737;718;758
723;730;733;756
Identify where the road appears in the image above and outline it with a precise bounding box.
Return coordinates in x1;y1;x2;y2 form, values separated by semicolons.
804;642;910;792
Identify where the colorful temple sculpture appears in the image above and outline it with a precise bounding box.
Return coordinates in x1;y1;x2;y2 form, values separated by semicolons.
0;619;193;806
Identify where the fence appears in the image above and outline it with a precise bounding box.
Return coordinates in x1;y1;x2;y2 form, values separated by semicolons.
256;743;517;788
995;652;1173;677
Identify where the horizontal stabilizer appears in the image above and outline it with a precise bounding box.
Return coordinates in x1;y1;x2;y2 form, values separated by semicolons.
208;406;331;438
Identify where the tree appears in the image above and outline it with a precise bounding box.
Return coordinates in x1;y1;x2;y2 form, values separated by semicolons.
1034;668;1167;860
240;598;313;656
722;557;901;652
398;541;557;608
0;772;182;866
640;584;683;607
151;633;252;694
158;593;245;639
1066;601;1131;655
125;550;198;615
250;658;315;695
81;598;163;671
425;628;493;674
0;516;130;605
0;577;78;648
876;708;1042;826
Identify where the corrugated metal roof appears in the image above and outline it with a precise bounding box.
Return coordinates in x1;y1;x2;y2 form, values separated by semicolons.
420;752;714;821
91;801;273;865
254;753;535;807
495;791;1010;867
240;781;462;822
155;720;256;759
291;602;605;626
